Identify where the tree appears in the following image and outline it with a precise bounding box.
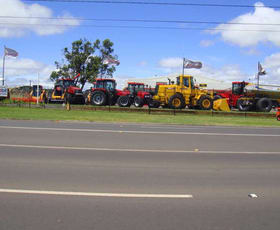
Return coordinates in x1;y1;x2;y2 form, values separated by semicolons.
50;38;119;90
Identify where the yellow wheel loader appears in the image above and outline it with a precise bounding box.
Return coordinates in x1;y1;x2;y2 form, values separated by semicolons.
152;75;214;110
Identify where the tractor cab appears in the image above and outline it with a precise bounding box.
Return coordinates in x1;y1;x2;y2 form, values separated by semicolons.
232;81;248;95
127;82;145;95
95;78;116;92
54;79;76;96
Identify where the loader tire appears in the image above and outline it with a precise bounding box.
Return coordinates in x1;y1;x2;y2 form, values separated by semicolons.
168;94;185;109
117;95;131;107
256;98;272;112
198;95;213;110
91;91;107;106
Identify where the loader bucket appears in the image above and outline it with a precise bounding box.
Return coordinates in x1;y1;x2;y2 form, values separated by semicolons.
213;98;231;112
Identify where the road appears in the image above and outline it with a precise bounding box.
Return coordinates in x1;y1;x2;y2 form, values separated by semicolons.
0;119;280;230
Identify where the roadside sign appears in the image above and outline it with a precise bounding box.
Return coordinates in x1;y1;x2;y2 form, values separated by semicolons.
0;86;8;97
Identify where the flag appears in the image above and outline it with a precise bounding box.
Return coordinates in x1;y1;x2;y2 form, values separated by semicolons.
258;62;266;75
4;47;18;57
103;55;120;66
183;59;202;69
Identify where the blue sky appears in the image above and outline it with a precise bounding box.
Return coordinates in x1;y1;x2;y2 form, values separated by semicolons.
1;0;280;89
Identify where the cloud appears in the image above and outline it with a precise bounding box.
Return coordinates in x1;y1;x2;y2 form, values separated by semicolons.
0;0;80;37
158;57;250;83
262;53;280;84
212;2;280;47
1;57;55;87
200;40;215;47
158;57;183;68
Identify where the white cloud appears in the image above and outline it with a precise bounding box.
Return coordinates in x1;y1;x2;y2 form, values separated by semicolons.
0;0;80;37
200;40;215;47
212;2;280;47
262;53;280;84
1;57;55;87
158;57;250;83
159;57;182;68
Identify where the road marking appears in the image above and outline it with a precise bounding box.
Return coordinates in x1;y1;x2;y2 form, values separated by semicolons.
0;126;279;137
1;143;280;155
0;188;193;199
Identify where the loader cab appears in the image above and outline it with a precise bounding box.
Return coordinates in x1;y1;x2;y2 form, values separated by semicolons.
176;75;195;89
232;81;246;95
60;79;76;88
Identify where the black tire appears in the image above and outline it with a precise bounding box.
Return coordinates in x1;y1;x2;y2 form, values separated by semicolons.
237;98;252;111
91;91;107;106
149;100;160;108
198;95;213;110
168;94;185;109
256;98;272;112
134;96;144;107
117;95;131;107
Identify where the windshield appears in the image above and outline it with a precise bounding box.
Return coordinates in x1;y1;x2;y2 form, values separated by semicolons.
96;80;116;90
128;84;144;92
232;82;244;95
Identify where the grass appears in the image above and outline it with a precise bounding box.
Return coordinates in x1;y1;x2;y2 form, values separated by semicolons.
0;105;279;127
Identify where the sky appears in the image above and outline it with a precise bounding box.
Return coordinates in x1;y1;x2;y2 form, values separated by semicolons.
1;0;280;89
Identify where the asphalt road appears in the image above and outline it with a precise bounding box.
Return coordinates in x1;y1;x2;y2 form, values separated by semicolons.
0;119;280;230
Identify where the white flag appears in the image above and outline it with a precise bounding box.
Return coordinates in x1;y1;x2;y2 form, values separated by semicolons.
184;59;202;69
4;47;18;57
103;55;120;66
258;62;266;75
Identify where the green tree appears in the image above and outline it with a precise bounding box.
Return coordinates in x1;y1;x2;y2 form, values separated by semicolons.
50;38;119;90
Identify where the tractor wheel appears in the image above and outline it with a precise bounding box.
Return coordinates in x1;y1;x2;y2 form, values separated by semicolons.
149;100;160;108
198;95;213;110
168;94;185;109
91;91;107;106
237;98;252;111
256;98;272;112
134;96;144;107
117;95;131;107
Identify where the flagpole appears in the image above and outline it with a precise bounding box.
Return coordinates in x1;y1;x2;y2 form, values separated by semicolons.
37;73;39;105
2;47;5;86
182;58;185;77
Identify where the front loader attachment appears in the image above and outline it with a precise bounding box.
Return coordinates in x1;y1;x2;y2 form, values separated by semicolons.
213;98;231;112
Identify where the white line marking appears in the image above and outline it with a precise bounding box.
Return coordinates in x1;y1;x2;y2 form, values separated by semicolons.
0;143;280;155
0;126;279;137
0;188;193;199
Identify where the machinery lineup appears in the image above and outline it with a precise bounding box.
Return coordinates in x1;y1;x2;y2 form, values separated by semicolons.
9;74;280;113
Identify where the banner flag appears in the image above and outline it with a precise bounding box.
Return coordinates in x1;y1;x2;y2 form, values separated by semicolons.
103;55;120;66
4;47;18;57
258;62;266;76
183;59;202;69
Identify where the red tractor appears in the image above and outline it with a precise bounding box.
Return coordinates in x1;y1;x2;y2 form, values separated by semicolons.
117;82;155;108
48;73;85;104
214;81;280;112
86;78;121;106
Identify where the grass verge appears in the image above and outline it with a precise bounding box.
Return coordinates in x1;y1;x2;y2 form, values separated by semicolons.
0;106;279;127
